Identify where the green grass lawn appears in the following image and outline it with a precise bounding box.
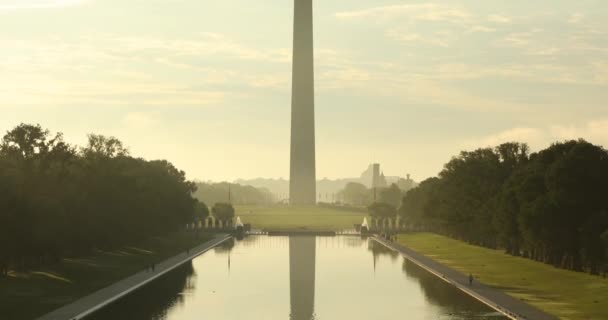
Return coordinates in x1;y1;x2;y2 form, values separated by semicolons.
397;233;608;320
0;231;214;320
235;205;367;231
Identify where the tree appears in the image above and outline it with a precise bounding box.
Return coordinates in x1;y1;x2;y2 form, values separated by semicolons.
338;182;370;205
368;202;397;219
398;139;608;274
492;143;531;255
193;182;274;206
212;203;235;225
0;124;199;276
379;183;402;208
195;201;210;222
82;134;129;158
1;123;65;159
399;177;440;229
602;230;608;275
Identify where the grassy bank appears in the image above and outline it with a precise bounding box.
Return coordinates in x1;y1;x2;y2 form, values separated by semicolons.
236;205;367;231
397;233;608;320
0;231;214;320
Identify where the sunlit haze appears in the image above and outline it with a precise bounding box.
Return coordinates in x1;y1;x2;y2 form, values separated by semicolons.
2;0;607;181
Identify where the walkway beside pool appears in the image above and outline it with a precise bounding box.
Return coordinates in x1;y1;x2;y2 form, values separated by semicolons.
37;234;232;320
373;236;558;320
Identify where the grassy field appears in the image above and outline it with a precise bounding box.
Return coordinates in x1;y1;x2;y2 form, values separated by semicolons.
0;231;213;320
397;233;608;320
235;205;367;231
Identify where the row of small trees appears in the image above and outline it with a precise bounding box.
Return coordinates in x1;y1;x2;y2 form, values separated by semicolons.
340;182;404;208
191;202;235;227
0;124;201;276
193;182;274;206
399;140;608;275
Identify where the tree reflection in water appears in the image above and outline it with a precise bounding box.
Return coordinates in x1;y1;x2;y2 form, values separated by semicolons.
402;259;506;319
83;237;507;320
367;239;399;260
213;237;236;254
85;262;196;320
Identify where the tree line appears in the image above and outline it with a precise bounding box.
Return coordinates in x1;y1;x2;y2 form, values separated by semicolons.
338;182;404;208
193;182;274;207
399;140;608;275
0;124;202;276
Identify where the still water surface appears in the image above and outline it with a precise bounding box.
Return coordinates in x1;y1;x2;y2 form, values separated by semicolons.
87;236;506;320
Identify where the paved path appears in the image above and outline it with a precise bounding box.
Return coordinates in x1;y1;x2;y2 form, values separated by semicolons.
373;236;558;320
37;234;232;320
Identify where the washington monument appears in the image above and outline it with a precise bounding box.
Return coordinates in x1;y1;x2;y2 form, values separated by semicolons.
289;0;316;205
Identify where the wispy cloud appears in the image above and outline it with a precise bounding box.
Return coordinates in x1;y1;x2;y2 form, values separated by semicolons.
464;127;547;149
0;32;293;107
335;3;472;25
550;119;608;147
0;76;227;107
386;30;452;47
568;13;584;24
465;120;608;151
122;111;161;130
108;33;290;63
0;0;85;12
487;14;512;24
335;4;517;49
500;31;537;47
468;25;496;33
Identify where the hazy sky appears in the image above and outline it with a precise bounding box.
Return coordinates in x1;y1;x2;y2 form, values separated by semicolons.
1;0;607;182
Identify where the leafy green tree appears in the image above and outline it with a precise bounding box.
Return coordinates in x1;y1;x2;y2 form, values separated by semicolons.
212;203;235;225
602;230;608;275
195;201;210;221
368;202;397;219
338;182;371;206
399;178;440;229
82;134;129;158
379;183;402;208
0;124;199;276
399;140;608;274
194;182;273;206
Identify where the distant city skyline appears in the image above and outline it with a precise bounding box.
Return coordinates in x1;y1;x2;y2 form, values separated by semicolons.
234;162;418;200
1;0;607;182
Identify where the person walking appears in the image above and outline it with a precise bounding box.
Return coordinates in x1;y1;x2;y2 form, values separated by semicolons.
468;273;474;286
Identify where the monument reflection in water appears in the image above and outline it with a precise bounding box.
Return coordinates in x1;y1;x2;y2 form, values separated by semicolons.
86;236;506;320
289;237;315;320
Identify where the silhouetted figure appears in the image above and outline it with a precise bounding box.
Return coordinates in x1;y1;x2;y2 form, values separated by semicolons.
468;273;473;286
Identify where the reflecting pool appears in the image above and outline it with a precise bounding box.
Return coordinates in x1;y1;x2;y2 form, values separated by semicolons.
87;236;506;320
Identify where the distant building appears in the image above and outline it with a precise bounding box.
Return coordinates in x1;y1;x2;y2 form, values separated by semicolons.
360;164;375;187
235;165;417;200
372;164;381;188
397;173;417;192
364;164;387;188
377;171;387;188
360;163;401;189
